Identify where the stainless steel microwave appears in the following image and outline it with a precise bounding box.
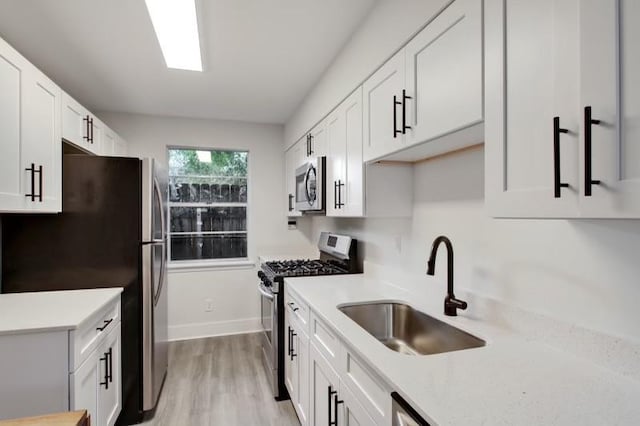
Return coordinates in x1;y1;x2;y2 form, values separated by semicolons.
295;156;325;212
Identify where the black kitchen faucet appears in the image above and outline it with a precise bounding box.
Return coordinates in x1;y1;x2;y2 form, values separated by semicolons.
426;235;468;316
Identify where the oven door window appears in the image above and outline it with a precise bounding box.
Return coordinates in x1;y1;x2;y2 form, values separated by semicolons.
261;291;273;345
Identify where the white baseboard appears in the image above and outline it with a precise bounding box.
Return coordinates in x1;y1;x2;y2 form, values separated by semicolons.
168;317;262;342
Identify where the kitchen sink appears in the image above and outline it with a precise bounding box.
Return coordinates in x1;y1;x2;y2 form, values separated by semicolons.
338;301;485;355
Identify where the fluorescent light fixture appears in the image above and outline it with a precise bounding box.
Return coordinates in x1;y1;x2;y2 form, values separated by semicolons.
196;150;212;163
145;0;203;71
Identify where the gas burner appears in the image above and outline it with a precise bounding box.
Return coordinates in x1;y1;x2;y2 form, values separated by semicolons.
265;259;347;277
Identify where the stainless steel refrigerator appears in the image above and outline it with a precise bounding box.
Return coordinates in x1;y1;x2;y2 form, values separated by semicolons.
1;154;168;425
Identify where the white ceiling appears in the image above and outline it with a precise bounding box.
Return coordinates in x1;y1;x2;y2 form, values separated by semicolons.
0;0;377;124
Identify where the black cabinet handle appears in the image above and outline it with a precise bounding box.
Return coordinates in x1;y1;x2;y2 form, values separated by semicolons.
553;116;570;198
584;106;602;196
309;134;314;155
402;89;412;134
106;347;113;383
393;96;402;138
90;117;94;144
290;331;297;360
306;134;311;156
99;350;109;389
337;180;344;208
37;165;43;202
287;326;292;356
25;163;36;202
328;386;335;426
84;115;91;142
334;393;344;426
334;181;338;209
288;194;294;211
96;318;113;331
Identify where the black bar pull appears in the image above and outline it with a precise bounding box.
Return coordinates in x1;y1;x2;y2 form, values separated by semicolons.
334;181;338;209
329;387;339;426
288;194;294;211
83;115;91;142
290;331;297;360
25;163;35;202
393;95;402;138
584;106;601;196
90;117;94;144
107;347;113;383
334;393;344;426
553;116;570;198
287;326;292;356
309;134;314;155
402;89;412;134
328;386;334;426
37;165;43;202
337;180;345;208
96;318;113;331
306;134;310;156
99;352;109;389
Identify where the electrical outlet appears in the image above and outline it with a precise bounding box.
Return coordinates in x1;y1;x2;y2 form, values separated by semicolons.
205;298;213;312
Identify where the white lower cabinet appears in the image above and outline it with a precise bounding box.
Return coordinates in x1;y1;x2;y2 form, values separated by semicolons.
309;342;375;426
287;287;388;426
0;296;121;425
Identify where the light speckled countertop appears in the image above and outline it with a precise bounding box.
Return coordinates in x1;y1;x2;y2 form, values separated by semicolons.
286;274;640;425
0;288;122;336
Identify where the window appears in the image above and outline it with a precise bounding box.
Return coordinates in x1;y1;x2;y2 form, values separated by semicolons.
168;148;248;263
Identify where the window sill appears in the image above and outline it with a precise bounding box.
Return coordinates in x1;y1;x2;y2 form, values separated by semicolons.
167;259;256;273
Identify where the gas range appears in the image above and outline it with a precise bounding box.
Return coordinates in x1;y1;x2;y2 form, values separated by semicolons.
257;232;359;401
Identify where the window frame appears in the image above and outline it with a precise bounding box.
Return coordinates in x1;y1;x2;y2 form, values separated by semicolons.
166;146;252;269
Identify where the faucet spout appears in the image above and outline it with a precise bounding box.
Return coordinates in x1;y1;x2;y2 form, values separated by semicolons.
426;235;467;316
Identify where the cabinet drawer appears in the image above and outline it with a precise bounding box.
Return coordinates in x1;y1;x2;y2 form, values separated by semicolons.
309;312;340;369
285;288;309;333
340;346;390;425
70;298;120;371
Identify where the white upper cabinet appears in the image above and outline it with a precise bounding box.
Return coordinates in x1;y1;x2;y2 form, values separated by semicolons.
103;126;116;156
308;119;327;159
327;88;364;217
62;92;99;154
0;36;61;213
486;0;640;218
285;137;305;217
363;51;406;162
578;0;640;218
363;0;483;163
114;135;128;157
404;0;483;147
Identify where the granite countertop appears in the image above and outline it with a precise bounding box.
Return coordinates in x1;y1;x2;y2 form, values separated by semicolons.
0;288;123;336
286;274;640;425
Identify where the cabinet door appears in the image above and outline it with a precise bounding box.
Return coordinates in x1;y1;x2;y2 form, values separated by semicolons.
327;88;364;217
98;323;121;426
295;330;309;426
21;66;62;213
286;139;304;217
0;37;26;211
579;0;640;217
309;119;327;158
363;50;405;162
284;314;296;399
90;118;104;156
309;342;340;426
337;383;376;426
485;0;581;218
62;92;90;151
405;0;482;147
71;350;99;424
103;127;116;157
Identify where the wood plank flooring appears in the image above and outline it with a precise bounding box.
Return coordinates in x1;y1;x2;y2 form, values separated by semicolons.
140;333;300;426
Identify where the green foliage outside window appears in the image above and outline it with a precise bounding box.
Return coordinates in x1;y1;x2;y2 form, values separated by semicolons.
169;149;247;178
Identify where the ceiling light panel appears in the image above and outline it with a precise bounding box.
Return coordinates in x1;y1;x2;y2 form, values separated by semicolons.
145;0;203;71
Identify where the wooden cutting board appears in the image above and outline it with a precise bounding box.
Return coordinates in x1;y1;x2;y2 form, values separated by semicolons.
0;411;89;426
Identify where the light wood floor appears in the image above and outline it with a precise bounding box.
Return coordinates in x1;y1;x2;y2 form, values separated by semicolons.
140;333;300;426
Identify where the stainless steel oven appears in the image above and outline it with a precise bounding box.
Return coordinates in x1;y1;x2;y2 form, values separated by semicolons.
258;272;284;398
295;156;325;212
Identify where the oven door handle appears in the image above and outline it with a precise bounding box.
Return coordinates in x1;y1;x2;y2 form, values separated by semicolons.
258;285;275;300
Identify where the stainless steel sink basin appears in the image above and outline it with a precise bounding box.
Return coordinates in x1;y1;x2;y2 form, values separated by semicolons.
338;302;485;355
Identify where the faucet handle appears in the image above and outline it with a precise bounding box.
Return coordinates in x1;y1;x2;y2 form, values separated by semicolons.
444;296;467;316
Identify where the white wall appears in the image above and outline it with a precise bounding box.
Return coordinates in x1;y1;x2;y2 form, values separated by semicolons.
284;0;452;148
302;147;640;342
99;112;314;340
